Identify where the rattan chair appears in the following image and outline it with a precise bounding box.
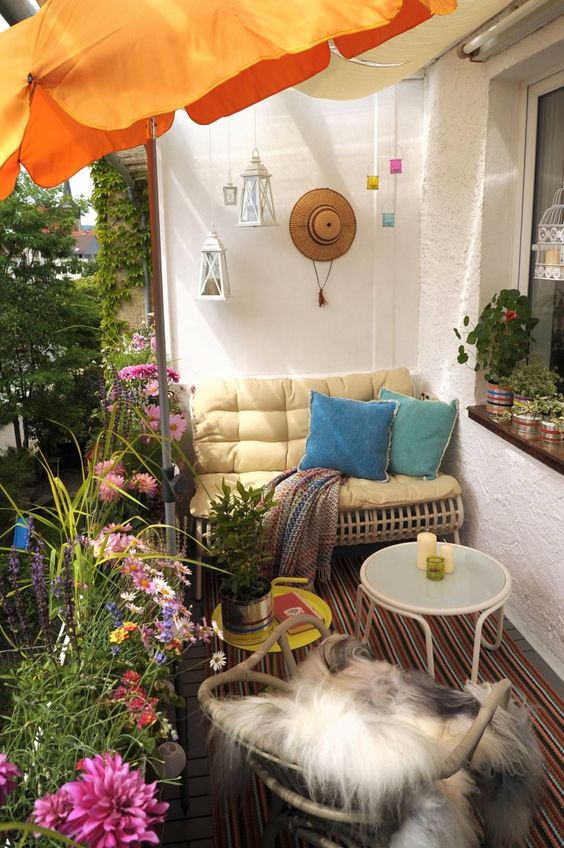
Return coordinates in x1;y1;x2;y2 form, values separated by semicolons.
198;618;512;848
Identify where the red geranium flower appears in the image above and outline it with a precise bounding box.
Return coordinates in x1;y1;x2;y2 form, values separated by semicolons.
504;310;517;321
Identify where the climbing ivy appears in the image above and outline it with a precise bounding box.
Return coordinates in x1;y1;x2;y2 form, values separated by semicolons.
90;159;151;347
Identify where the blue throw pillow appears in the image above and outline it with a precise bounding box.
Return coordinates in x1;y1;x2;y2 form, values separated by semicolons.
299;392;399;481
379;389;458;480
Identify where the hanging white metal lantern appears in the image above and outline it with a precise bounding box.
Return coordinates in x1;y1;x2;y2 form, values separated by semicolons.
197;230;230;299
222;181;238;206
238;148;277;226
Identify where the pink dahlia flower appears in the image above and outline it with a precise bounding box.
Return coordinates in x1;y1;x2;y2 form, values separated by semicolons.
0;753;20;805
95;458;126;478
32;788;73;834
129;473;158;497
98;472;125;503
168;413;187;441
144;405;160;433
63;753;168;848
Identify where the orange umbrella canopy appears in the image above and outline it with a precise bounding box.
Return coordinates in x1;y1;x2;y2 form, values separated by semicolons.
0;0;456;199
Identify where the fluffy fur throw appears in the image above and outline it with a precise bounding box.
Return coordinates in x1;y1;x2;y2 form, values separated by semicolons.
209;636;544;847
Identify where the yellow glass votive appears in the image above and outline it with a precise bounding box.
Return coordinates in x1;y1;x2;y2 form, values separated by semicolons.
426;556;445;581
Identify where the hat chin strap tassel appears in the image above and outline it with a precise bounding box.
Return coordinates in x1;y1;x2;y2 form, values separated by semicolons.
313;259;333;308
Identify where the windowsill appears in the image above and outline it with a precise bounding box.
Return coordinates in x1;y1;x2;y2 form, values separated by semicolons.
467;406;564;476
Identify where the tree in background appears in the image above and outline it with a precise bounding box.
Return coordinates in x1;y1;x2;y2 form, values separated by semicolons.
0;175;101;455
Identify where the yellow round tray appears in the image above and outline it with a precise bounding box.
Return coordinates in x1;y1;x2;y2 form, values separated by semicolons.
211;586;332;653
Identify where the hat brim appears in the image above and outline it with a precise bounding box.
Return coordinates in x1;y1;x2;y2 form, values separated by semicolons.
289;188;356;261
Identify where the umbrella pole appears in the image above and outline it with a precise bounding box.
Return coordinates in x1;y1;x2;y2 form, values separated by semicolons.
145;118;176;557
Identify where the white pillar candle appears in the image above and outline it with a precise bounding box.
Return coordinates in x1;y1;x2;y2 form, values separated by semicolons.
441;543;455;573
416;532;436;570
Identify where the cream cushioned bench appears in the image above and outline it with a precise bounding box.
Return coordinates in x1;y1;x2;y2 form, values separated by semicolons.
189;368;463;598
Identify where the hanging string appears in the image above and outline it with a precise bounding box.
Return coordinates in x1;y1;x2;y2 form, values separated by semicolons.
208;126;214;229
312;260;334;307
253;105;258;150
227;118;232;183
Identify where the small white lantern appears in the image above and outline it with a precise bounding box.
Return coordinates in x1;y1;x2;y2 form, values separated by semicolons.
222;181;238;206
197;230;230;300
238;148;277;227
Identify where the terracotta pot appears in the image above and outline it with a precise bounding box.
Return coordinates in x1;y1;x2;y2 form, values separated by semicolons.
220;578;273;645
486;382;513;415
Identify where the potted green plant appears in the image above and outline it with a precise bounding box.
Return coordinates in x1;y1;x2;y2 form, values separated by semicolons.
539;395;564;445
454;289;538;414
208;480;276;643
511;398;545;440
508;358;559;404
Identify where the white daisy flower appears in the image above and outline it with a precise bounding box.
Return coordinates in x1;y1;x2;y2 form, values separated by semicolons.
120;591;137;603
126;603;144;614
209;651;227;672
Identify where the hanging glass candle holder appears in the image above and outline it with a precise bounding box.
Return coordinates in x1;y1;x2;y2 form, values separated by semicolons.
389;147;403;174
366;162;379;190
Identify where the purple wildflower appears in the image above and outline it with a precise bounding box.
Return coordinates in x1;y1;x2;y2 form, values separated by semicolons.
30;532;52;649
8;547;30;647
60;543;79;653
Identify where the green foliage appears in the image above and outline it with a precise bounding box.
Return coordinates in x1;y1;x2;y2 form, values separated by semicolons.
513;394;564;425
453;289;538;383
508;358;559;398
0;176;102;454
0;448;35;540
90;160;151;346
209;481;276;603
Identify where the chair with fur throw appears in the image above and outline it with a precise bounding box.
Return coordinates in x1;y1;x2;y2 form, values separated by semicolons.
198;618;543;848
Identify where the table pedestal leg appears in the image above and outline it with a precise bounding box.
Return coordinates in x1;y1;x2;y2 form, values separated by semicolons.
472;602;506;682
408;612;435;679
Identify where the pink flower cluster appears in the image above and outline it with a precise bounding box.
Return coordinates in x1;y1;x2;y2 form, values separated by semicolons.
143;405;187;441
32;753;168;848
94;459;159;505
0;753;20;805
118;364;180;383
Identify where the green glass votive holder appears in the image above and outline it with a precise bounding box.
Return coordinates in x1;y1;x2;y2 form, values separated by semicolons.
426;555;445;581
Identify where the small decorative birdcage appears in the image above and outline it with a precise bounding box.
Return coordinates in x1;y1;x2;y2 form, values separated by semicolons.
533;182;564;281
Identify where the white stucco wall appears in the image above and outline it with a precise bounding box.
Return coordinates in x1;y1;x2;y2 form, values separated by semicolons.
418;18;564;677
159;82;423;382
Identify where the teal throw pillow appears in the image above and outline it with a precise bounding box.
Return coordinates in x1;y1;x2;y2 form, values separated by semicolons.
299;392;399;481
379;389;458;480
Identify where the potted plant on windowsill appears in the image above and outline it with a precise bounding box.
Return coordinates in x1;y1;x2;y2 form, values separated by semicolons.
507;358;559;404
510;398;545;440
454;289;538;415
208;480;277;644
539;396;564;445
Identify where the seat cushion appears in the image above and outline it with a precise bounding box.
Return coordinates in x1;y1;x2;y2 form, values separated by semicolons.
299;393;399;481
379;389;458;480
190;472;462;517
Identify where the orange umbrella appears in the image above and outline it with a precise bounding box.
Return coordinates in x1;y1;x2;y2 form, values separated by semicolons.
0;0;457;556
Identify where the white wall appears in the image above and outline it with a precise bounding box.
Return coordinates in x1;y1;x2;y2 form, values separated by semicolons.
418;18;564;678
159;82;423;382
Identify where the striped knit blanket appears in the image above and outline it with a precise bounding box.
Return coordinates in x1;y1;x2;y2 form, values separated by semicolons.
261;467;343;584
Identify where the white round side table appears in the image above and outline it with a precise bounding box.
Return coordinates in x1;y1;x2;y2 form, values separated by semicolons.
356;541;512;682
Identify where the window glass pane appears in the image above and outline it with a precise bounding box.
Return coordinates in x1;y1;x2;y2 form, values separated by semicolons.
528;85;564;381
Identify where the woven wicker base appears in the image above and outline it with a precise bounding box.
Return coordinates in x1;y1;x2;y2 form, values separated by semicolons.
192;495;464;598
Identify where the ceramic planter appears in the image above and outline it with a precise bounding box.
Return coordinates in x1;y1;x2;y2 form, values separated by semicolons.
486;383;513;415
512;411;541;439
220;578;273;645
539;418;564;445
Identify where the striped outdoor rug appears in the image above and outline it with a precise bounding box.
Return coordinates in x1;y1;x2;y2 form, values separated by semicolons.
203;555;563;848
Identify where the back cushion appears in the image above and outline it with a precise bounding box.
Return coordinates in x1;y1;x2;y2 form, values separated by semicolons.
191;369;413;474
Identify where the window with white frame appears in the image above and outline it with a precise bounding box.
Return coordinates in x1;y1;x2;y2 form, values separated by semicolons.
521;70;564;382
